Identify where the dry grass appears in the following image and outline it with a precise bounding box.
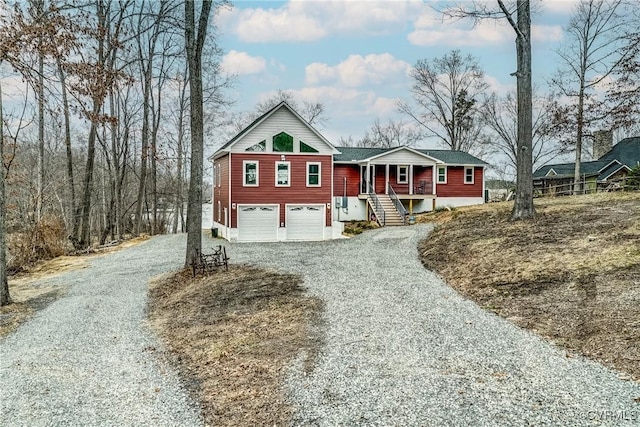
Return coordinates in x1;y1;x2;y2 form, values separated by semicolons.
0;235;150;338
147;265;323;427
419;192;640;380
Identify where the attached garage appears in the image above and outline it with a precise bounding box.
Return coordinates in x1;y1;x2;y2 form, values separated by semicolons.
286;205;325;241
237;205;279;242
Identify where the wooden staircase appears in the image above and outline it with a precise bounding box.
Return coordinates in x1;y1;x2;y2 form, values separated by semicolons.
368;194;405;226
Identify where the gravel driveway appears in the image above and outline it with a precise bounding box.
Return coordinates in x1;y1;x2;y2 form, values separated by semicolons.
2;226;639;426
226;224;640;426
0;234;202;427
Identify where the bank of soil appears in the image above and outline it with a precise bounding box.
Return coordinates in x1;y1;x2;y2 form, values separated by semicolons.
419;192;640;380
147;266;323;427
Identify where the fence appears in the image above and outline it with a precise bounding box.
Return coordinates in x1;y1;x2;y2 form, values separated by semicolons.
535;178;638;197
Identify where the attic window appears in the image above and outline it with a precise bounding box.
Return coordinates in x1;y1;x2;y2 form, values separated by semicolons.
273;132;294;152
300;141;319;153
246;140;266;152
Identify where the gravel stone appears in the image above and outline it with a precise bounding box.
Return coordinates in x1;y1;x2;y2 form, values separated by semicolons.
0;234;203;427
226;224;640;426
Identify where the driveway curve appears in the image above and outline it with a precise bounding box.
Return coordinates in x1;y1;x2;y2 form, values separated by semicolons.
227;224;640;426
2;226;639;426
0;234;202;427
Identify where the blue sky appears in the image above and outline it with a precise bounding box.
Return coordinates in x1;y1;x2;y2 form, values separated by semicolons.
215;0;580;149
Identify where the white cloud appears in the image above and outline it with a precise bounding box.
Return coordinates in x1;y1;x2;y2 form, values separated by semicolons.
221;50;266;76
408;5;564;47
408;15;513;47
305;53;411;87
539;0;581;15
531;24;564;42
217;0;426;43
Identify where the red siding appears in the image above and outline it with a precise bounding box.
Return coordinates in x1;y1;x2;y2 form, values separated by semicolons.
436;166;484;197
333;164;361;197
230;153;332;227
374;165;386;193
213;154;230;225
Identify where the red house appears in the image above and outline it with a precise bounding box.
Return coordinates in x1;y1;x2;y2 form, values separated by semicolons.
210;102;341;242
210;102;488;242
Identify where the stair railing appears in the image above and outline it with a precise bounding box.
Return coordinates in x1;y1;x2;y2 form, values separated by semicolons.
387;183;407;225
366;181;385;225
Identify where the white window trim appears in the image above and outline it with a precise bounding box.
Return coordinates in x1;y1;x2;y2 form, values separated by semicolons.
243;160;259;187
397;165;409;184
275;161;291;187
464;166;474;184
306;162;321;187
437;166;447;184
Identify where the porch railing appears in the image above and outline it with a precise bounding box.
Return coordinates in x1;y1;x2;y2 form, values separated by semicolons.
387;183;407;224
366;181;385;226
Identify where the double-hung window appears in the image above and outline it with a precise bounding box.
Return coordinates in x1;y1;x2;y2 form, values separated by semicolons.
243;161;258;186
307;162;321;187
275;161;290;186
397;165;408;184
437;166;447;184
464;167;474;184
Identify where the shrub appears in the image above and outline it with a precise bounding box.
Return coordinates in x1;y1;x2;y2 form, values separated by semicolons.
7;216;68;274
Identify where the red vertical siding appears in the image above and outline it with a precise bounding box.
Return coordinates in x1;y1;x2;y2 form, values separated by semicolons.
414;166;433;194
436;166;484;197
333;164;361;197
374;165;386;193
213;154;230;225
230;153;333;227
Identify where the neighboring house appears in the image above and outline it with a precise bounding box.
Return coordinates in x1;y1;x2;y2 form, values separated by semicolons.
210;102;489;242
533;137;640;195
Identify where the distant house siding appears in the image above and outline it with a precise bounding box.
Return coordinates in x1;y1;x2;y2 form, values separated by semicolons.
333;164;361;197
436;166;483;197
230;153;332;228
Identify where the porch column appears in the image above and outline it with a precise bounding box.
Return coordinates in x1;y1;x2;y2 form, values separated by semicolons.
385;164;390;194
366;162;371;193
432;165;437;195
409;164;414;195
371;163;376;193
359;164;363;194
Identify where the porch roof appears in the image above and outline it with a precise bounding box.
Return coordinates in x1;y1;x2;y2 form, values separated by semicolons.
334;146;488;166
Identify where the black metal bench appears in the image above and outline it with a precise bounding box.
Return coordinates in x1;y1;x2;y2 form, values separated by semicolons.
191;246;229;276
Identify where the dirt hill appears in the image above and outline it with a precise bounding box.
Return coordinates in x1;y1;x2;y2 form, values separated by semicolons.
419;192;640;381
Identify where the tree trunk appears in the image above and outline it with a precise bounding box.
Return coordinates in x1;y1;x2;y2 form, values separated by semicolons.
0;82;11;306
184;0;213;267
511;0;535;220
134;62;151;236
76;109;101;248
37;50;44;223
573;82;586;194
58;59;76;235
172;78;186;234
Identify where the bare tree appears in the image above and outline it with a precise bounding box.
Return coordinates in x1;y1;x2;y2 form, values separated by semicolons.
0;82;10;306
550;0;631;193
254;89;327;128
446;1;535;219
483;91;560;175
184;0;214;267
342;118;423;148
398;49;489;154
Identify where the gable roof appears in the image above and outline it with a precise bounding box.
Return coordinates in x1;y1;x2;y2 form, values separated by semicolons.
534;136;640;182
212;101;339;157
333;146;488;165
598;137;640;169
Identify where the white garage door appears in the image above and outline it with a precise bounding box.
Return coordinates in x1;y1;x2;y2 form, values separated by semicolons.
237;205;278;242
287;205;325;241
